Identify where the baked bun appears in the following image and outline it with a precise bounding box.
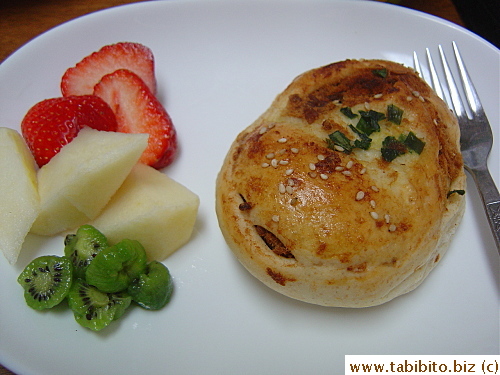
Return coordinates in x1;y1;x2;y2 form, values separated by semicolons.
215;59;465;307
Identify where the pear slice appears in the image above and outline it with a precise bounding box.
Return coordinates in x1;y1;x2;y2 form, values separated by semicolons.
0;128;40;264
31;128;148;236
89;163;199;261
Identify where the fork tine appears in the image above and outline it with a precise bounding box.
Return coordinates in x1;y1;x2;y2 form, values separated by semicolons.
425;48;444;100
438;44;466;118
413;51;423;77
452;41;483;114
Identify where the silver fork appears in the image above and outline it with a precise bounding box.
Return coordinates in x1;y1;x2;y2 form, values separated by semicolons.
413;42;500;253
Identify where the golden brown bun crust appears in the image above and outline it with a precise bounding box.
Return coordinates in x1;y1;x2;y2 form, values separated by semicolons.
216;59;465;307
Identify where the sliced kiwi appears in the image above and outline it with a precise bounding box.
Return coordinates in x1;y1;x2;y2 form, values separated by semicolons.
128;261;174;310
85;239;147;293
17;255;73;310
64;225;109;279
68;278;132;331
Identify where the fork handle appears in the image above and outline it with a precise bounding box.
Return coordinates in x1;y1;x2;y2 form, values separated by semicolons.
468;166;500;254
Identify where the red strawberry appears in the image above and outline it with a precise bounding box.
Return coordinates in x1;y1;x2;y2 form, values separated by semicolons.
21;95;118;167
61;42;156;97
93;69;177;169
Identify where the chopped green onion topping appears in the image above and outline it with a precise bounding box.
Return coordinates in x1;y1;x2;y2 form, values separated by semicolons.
325;126;374;153
326;131;352;153
403;131;425;154
381;132;426;162
356;117;375;136
381;136;408;162
387;104;404;125
356;110;385;136
447;190;465;198
340;107;358;119
349;125;372;150
372;68;388;78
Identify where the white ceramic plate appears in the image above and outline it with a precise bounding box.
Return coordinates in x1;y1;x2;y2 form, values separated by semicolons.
0;1;498;374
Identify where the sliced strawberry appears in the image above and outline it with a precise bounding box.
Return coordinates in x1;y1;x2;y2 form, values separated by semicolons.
21;95;118;167
93;69;177;169
61;42;156;97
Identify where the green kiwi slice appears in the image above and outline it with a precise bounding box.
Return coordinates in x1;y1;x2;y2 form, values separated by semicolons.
68;279;132;331
64;225;109;279
128;261;174;310
85;239;147;293
17;255;73;310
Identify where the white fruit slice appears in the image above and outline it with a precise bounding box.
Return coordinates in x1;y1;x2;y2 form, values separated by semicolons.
88;163;200;261
0;128;40;264
31;128;148;236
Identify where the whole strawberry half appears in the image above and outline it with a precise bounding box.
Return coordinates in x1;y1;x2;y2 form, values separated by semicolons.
21;95;118;167
61;42;156;97
93;69;177;169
